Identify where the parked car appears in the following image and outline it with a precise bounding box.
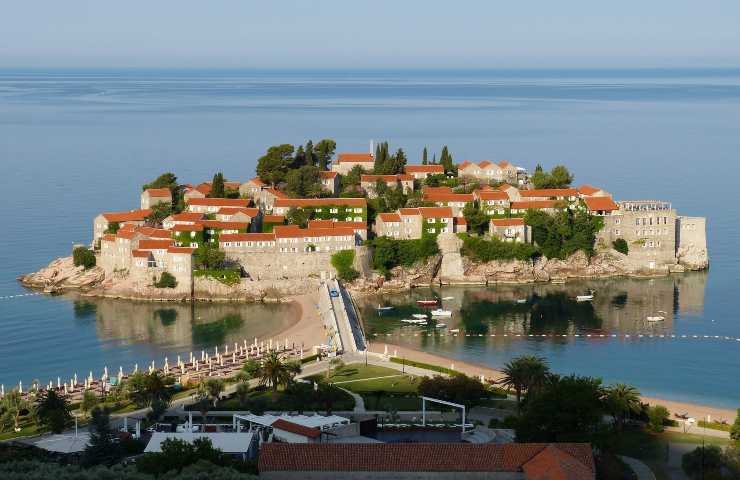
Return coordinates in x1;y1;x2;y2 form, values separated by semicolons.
329;288;339;298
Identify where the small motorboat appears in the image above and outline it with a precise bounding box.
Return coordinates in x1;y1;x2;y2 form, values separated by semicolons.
449;328;460;333
435;323;447;328
442;296;454;301
376;305;394;311
416;299;438;306
646;315;665;322
412;314;428;319
576;293;594;302
431;309;452;317
516;299;527;304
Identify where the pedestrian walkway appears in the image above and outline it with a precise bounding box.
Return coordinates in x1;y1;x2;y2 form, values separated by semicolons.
619;456;656;480
331;374;406;385
337;387;366;413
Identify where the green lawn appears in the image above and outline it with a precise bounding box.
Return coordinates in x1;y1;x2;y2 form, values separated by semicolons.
324;364;402;383
208;383;355;413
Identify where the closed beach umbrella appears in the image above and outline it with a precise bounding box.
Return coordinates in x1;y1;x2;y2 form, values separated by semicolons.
285;338;289;350
232;352;236;364
215;346;218;356
133;363;138;373
74;373;78;386
118;366;124;380
383;345;388;356
57;377;61;389
1;384;4;397
19;381;22;394
224;345;228;355
88;371;93;383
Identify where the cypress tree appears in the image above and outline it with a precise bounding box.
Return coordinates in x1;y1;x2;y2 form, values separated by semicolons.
440;146;453;173
432;153;437;164
294;145;306;168
210;172;225;198
305;140;314;167
422;147;428;165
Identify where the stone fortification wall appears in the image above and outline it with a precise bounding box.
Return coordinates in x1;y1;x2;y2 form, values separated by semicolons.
676;216;709;270
226;251;337;281
193;276;320;302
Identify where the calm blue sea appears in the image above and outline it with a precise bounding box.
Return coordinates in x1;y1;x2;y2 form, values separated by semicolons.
1;69;739;406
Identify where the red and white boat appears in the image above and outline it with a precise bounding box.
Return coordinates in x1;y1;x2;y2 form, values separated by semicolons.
416;299;438;306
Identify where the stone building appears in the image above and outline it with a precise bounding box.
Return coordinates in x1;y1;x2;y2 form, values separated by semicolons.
186;198;250;214
162;212;204;229
330;152;375;175
93;209;151;244
475;189;511;215
257;187;288;211
457;159;521;184
140;188;172;210
374;206;466;239
183;182;211;201
239;177;266;199
509;200;559;216
403;164;444;180
307;219;368;241
319;171;340;195
489;218;530;243
422;191;475;216
360;174;414;198
271;198;367;222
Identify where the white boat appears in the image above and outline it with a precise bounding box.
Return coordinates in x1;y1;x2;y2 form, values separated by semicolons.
431;309;452;317
646;316;665;322
412;314;428;319
449;328;460;333
401;319;416;323
376;305;393;311
516;299;527;304
576;295;594;302
435;323;447;328
442;296;454;301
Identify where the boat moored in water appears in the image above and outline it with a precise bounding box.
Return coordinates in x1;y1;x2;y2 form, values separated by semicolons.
416;299;438;306
430;309;452;317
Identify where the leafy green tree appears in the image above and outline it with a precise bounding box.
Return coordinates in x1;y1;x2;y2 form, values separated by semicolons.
516;374;605;442
35;390;72;433
603;383;641;431
73;246;96;269
285;165;321;197
0;389;29;433
286;207;311;228
126;371;173;408
82;407;122;467
418;374;488;409
154;272;178;288
194;244;226;270
293;145;306;168
209;172;225;198
525;209;604;259
612;238;629;255
459;234;539;262
80;390;99;418
500;355;550;408
239;359;261;381
315;139;337;171
146;202;173;225
682;445;723;479
136;437;233;477
235;383;250;407
531;165;574;189
104;222;120;235
143;172;178;191
331;250;360;282
305;140;315;167
646;404;670;432
731;408;740;441
462;202;489;235
204;378;225;407
256;144;295;185
342;164;365;190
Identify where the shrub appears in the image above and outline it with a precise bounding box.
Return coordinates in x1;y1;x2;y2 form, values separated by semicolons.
370;236;439;275
682;445;723;479
459;233;539;262
194;269;240;286
154;272;178;289
647;404;670;432
331;250;360;282
613;238;629;255
731;408;740;441
73;246;96;269
524;209;604;259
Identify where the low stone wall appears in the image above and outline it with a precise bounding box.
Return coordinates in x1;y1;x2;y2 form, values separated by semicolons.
226;251;336;281
193;276;320;302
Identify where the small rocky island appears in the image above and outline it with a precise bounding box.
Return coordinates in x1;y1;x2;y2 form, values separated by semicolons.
20;141;709;301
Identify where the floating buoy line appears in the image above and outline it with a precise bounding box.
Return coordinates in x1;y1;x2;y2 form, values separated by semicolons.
369;332;740;343
0;292;43;300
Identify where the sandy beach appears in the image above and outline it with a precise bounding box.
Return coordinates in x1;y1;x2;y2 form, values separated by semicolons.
367;341;737;422
272;293;328;353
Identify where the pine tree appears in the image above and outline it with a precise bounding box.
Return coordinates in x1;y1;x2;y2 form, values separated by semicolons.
294;145;306;169
305;140;315;167
422;147;428;165
210;172;225;198
432;153;437;164
315;139;336;171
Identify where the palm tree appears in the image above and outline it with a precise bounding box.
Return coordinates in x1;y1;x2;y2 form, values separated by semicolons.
0;389;29;433
235;382;250;407
204;378;225;407
604;383;641;431
500;355;550;408
259;352;301;394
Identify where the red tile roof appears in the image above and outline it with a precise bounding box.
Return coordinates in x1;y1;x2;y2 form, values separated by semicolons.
420;207;454;218
194;183;212;195
262;214;285;223
132;250;150;258
271;419;321;439
361;174;403;183
458;160;473;169
455;217;467;225
217;207;259;217
476;190;509;201
263;187;288;199
511;200;558;210
520;188;578;198
137;239;174;250
523;445;595;480
336;152;374;163
167;246;196;254
272;225;302;234
578;184;601;196
308;220;366;230
220;233;276;242
399;207;421;216
423;192;475;202
224;181;241;191
273;198;367;208
319;171;338;179
136;227;172;239
199;220;249;230
168;212;205;222
478;160;493;168
422;186;453;194
101;209;151;222
116;229;140;240
583;196;619;212
275;227;356;239
144;188;172;198
187;198;250;207
404;164;444;173
171;223;204;232
377;212;401;222
258;443;594;475
491;218;526;227
498;160;512;168
101;234;116;242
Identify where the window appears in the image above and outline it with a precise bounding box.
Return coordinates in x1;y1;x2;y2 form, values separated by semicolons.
354;208;362;213
354;217;362;222
330;208;338;213
615;218;621;225
614;229;621;236
427;218;435;224
427;228;436;234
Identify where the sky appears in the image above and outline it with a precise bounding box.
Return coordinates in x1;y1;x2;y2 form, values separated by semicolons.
1;0;739;69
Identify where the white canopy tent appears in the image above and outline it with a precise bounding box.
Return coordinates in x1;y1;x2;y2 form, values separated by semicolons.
232;413;349;432
144;432;256;457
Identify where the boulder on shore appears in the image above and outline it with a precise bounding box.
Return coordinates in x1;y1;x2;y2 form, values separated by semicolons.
18;256;105;292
